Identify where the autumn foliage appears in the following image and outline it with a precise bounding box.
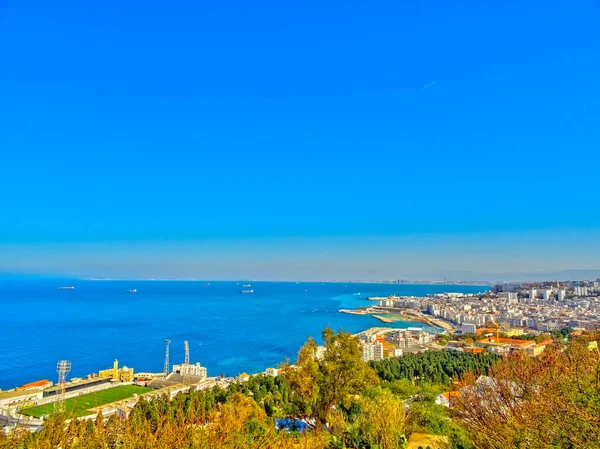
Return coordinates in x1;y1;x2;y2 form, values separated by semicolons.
2;330;600;449
453;333;600;448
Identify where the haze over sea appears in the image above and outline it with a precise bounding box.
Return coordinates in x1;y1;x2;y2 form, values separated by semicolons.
0;281;487;390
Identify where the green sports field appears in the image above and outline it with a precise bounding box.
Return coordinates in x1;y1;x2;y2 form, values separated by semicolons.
19;385;152;418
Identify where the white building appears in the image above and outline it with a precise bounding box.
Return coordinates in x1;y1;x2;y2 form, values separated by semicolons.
172;362;207;379
379;299;394;307
265;368;279;377
574;286;590;297
542;289;553;301
529;289;537;300
361;342;384;362
557;289;566;301
462;323;477;334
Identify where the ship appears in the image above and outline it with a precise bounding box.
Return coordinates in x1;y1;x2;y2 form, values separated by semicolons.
127;289;137;293
353;292;361;296
242;284;251;287
58;286;75;290
240;289;254;294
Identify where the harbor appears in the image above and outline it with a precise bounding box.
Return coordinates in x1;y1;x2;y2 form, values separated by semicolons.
339;294;458;333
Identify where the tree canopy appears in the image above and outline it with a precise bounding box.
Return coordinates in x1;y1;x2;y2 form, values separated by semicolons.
283;327;379;427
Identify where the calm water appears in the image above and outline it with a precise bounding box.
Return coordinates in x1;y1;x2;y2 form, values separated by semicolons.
0;281;487;389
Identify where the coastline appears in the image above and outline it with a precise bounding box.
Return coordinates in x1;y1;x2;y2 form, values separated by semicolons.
339;292;460;334
0;281;483;389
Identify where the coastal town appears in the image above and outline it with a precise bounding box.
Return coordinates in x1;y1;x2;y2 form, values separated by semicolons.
2;278;599;440
344;278;600;361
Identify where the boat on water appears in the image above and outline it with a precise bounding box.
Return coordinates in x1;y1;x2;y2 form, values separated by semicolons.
353;292;361;296
58;286;75;290
127;289;137;293
240;289;254;294
242;284;251;287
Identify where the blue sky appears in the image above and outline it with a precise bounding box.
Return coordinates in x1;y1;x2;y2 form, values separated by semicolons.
1;0;599;280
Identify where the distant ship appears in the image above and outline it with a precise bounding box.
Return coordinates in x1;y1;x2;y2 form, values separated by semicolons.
58;286;75;290
242;284;251;287
240;289;254;294
353;292;361;296
127;289;137;293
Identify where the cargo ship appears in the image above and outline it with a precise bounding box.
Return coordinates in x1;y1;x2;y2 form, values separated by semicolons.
240;289;254;294
58;286;75;290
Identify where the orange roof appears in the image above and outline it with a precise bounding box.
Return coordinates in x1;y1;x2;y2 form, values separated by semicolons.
464;347;485;354
475;328;497;335
537;339;554;346
19;379;51;389
442;391;461;399
478;337;535;347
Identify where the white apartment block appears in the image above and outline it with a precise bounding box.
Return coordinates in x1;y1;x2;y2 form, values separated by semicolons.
574;286;590;297
361;342;384;362
542;289;553;301
172;362;208;379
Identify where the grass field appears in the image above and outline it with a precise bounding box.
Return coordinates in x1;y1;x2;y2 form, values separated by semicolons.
19;385;152;418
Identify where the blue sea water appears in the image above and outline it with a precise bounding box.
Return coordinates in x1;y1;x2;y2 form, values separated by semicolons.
0;281;487;390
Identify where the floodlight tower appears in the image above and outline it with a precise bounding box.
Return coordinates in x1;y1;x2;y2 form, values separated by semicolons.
184;341;190;365
55;360;71;412
164;339;171;374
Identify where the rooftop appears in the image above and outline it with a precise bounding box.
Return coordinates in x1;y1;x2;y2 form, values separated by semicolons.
0;389;42;400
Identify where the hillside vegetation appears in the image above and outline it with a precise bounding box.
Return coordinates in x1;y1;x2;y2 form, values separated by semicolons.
2;329;599;449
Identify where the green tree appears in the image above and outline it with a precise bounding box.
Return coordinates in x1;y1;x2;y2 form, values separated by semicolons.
283;327;379;427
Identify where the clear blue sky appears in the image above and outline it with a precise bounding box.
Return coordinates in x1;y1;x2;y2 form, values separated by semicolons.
1;0;599;280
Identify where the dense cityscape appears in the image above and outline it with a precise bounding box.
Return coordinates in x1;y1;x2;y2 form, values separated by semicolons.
3;277;599;448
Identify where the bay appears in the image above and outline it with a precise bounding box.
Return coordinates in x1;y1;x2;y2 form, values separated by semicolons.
0;280;487;390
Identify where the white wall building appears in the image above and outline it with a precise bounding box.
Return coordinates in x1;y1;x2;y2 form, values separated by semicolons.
574;286;590;297
172;362;208;379
542;289;553;301
529;289;537;300
361;342;384;362
265;368;279;377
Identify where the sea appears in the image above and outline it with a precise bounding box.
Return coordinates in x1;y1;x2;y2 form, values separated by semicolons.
0;280;488;390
